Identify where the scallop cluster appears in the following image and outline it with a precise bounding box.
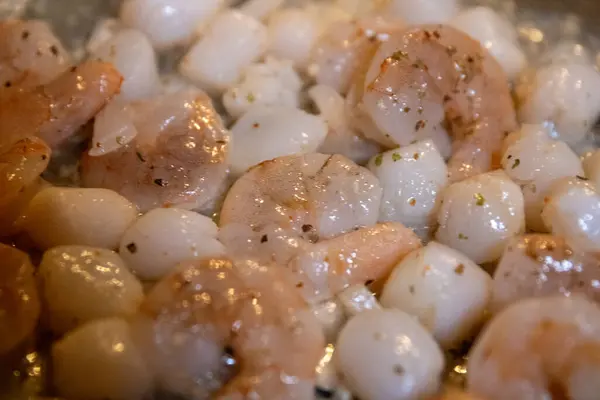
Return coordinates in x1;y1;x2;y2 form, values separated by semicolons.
3;0;600;400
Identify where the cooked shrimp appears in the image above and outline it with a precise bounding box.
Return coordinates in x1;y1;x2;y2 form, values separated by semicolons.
0;19;71;89
0;243;40;355
468;295;600;400
352;25;517;182
138;257;325;399
0;60;122;150
0;136;50;236
220;153;382;240
491;234;600;313
309;17;403;95
81;89;230;213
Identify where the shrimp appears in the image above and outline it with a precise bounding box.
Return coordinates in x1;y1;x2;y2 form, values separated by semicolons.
220;153;382;240
0;60;123;150
468;295;600;400
351;25;517;182
0;20;71;89
0;243;40;355
491;234;600;313
0;136;50;236
81;89;230;213
138;257;325;399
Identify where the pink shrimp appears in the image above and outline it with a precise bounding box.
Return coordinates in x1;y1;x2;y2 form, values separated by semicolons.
139;257;325;399
351;25;517;182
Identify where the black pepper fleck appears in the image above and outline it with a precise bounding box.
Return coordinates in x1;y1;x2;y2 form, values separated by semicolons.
154;178;167;187
4;81;11;88
126;242;137;253
260;234;268;243
21;30;29;40
50;45;59;56
302;224;314;233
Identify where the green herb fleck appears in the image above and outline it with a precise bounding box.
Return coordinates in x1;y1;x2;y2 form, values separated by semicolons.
458;233;469;240
116;136;125;145
392;153;402;162
474;193;485;206
390;51;408;61
577;175;589;181
512;158;521;169
374;154;383;166
136;151;146;162
246;92;256;103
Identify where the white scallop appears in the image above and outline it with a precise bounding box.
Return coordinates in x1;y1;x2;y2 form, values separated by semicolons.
517;60;600;146
24;187;138;250
583;149;600;189
120;0;223;49
228;106;328;176
267;8;320;69
312;299;346;343
368;140;448;241
309;84;382;165
501;124;584;232
450;7;526;80
436;170;525;264
542;177;600;253
53;318;152;400
238;0;284;20
380;242;492;348
385;0;459;24
179;10;268;94
86;18;122;54
336;309;444;400
337;285;381;317
39;246;143;334
222;57;302;119
119;208;225;281
91;29;161;101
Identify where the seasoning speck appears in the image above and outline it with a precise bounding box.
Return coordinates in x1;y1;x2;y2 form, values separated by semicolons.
458;233;469;240
126;243;137;254
392;152;402;162
136;151;146;162
4;81;11;88
21;30;30;40
246;92;256;103
50;45;59;56
390;50;408;61
296;282;304;288
374;154;383;166
393;365;405;375
260;234;268;243
512;158;521;169
577;175;589;181
409;198;417;206
474;193;485;206
454;264;465;275
252;122;260;128
409;285;415;294
415;120;426;131
154;178;167;187
302;224;314;233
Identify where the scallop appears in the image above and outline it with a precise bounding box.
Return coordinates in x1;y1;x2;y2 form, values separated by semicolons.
52;318;152;400
90;28;161;101
179;10;268;94
337;284;381;317
336;309;444;400
228;106;328;176
516;58;600;146
501;124;584;232
542;177;600;253
118;208;225;281
436;170;525;264
222;57;302;119
267;8;320;69
24;187;138;250
450;7;526;80
311;298;346;343
39;246;143;334
120;0;223;49
381;242;491;348
368;140;448;241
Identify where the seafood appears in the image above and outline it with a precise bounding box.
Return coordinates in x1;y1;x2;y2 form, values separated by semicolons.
138;257;325;399
220;153;382;240
468;295;600;400
491;234;600;313
381;241;492;348
81;89;230;213
336;309;445;400
0;19;71;89
0;243;40;355
0;60;122;150
351;25;517;182
39;246;144;334
0;136;50;236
